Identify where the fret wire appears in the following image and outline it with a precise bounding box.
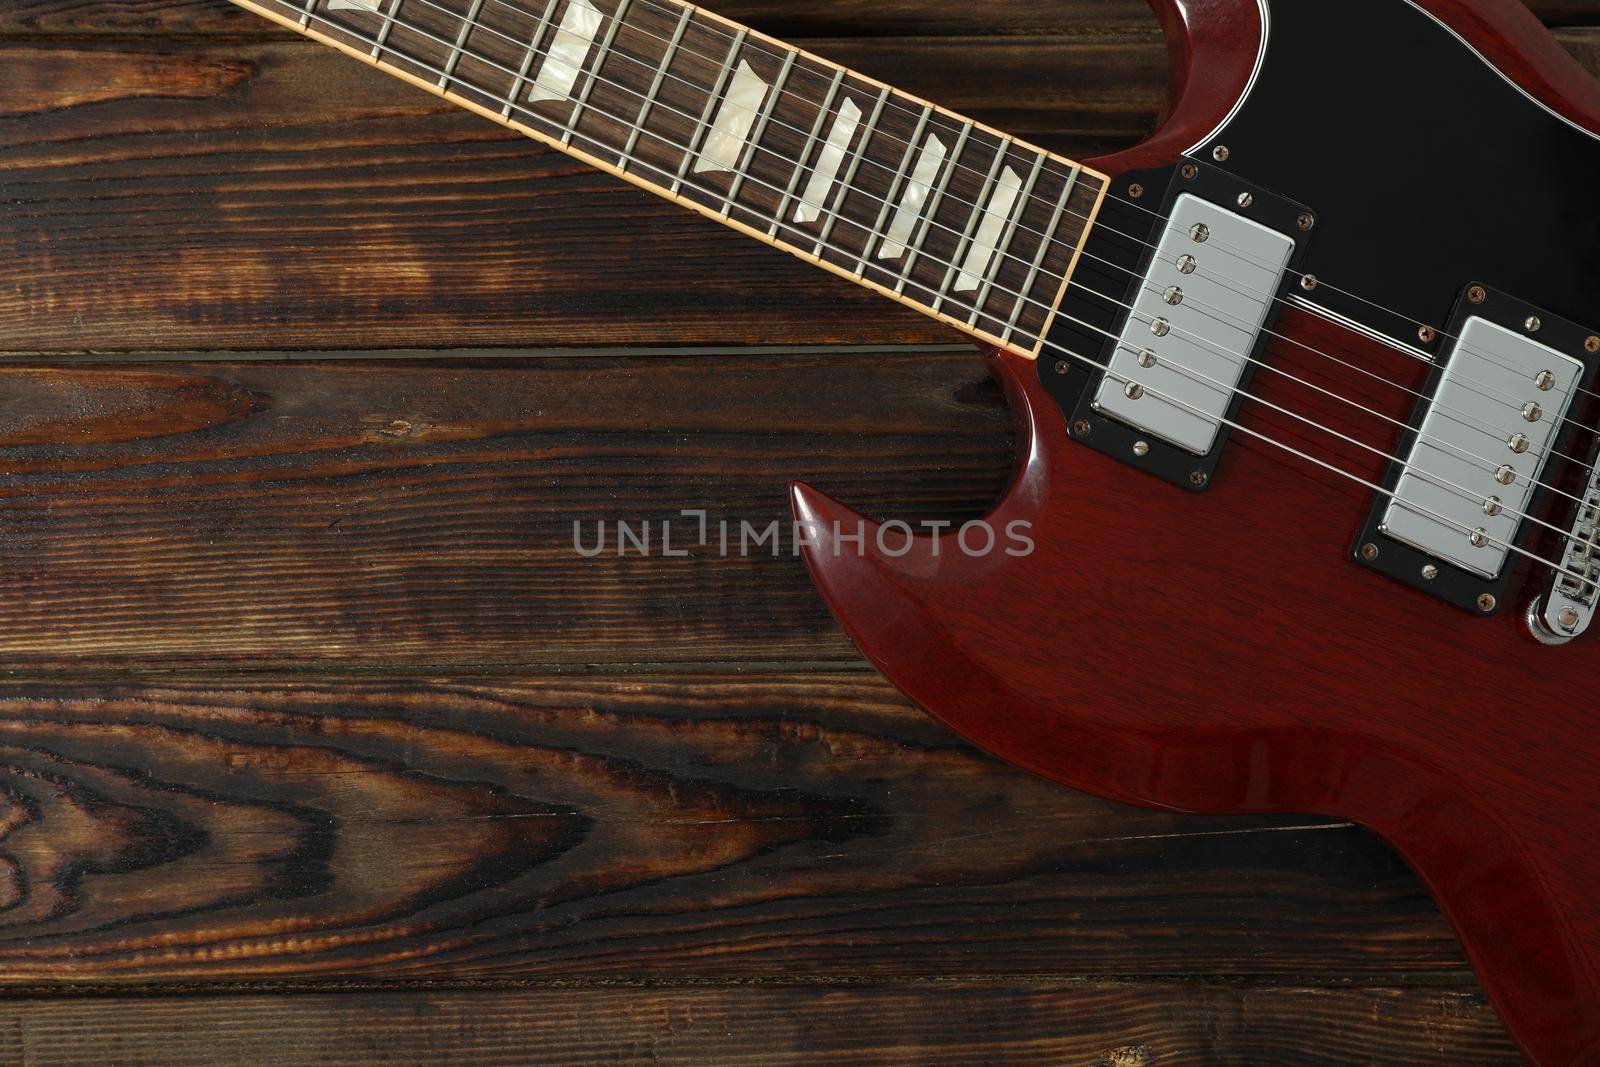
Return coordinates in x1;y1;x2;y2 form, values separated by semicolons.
619;4;691;164
298;0;316;28
858;103;931;275
439;0;486;85
813;85;891;262
267;0;1099;361
377;0;1095;281
670;26;748;196
339;0;1100;278
894;122;971;295
1004;168;1079;341
934;138;1010;311
562;0;633;146
371;0;406;57
721;49;795;216
502;0;562;117
770;69;844;239
289;0;1095;329
967;149;1046;327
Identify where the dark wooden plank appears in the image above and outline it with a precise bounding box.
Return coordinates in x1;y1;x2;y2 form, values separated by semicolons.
0;0;1194;39
4;28;1598;353
0;35;1161;353
0;673;1469;983
0;984;1520;1065
1;0;1594;38
0;351;1007;667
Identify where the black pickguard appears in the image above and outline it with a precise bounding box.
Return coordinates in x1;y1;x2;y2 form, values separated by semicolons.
1041;0;1600;493
1200;0;1599;343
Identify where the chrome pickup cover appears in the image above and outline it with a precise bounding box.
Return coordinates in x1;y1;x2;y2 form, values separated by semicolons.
1381;317;1583;579
1090;194;1296;455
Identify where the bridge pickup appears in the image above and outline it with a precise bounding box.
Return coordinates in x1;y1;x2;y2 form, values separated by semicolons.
1089;194;1297;456
1356;287;1600;615
1381;317;1581;577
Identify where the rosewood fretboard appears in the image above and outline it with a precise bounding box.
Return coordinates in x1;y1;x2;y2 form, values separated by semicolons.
232;0;1108;355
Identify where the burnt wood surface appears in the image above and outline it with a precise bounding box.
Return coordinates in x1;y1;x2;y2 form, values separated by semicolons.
2;0;1596;1061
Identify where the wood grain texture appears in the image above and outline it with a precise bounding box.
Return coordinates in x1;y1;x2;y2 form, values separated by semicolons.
0;674;1466;982
3;0;1598;1059
2;0;1596;36
0;351;1009;667
0;34;1154;353
0;984;1521;1065
2;23;1593;353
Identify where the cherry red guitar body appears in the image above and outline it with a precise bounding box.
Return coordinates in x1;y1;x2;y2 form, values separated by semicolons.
793;1;1600;1061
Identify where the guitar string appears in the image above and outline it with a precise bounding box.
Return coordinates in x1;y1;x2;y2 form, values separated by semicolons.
279;2;1600;584
437;0;1600;424
1092;276;1596;512
338;0;1599;516
404;0;1600;436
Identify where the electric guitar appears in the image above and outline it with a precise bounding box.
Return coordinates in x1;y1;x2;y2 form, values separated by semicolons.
212;0;1600;1059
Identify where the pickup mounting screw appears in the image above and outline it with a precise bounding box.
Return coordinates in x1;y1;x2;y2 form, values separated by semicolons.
1189;223;1210;243
1483;496;1502;517
1188;470;1208;487
1477;593;1497;613
1137;349;1157;368
1535;370;1555;391
1296;212;1316;231
1128;183;1145;199
1508;432;1530;454
1360;543;1379;562
1468;285;1487;304
1495;464;1517;485
1525;315;1543;333
1522;402;1543;422
1124;382;1145;400
1176;254;1197;274
1133;441;1150;457
1236;192;1254;209
1163;286;1184;306
1151;318;1171;337
1587;336;1600;355
1072;419;1090;436
1422;564;1440;581
1418;326;1438;344
1181;163;1198;180
1469;528;1489;548
1055;360;1071;374
1300;274;1318;291
1213;145;1230;162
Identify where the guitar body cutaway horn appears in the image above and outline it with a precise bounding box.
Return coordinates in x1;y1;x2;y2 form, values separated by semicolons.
794;1;1600;1061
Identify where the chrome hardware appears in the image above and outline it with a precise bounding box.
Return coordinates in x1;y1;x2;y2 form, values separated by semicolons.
1380;317;1583;579
1090;194;1296;455
1533;458;1600;642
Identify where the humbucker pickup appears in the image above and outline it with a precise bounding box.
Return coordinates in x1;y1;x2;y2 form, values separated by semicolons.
1380;316;1582;578
1356;287;1600;616
1045;161;1313;492
1090;194;1297;456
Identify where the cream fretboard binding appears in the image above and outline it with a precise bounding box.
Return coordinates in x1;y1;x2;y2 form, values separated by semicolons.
231;0;1109;357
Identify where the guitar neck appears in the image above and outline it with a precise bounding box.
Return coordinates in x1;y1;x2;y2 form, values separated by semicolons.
231;0;1108;357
